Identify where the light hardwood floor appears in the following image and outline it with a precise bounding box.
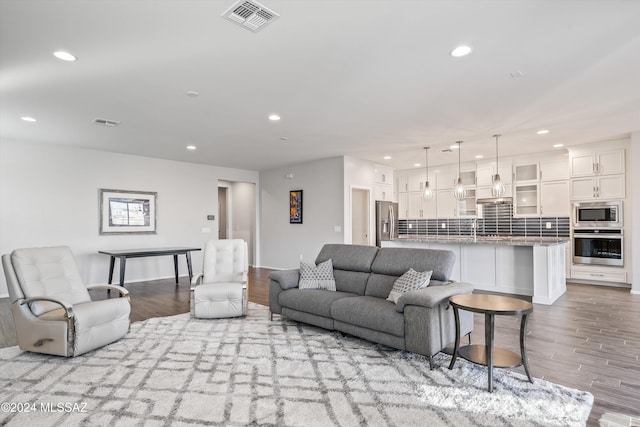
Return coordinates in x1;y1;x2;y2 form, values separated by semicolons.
1;268;638;426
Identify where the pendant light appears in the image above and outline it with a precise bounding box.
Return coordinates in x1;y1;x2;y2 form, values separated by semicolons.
422;147;434;200
453;141;467;201
491;134;506;197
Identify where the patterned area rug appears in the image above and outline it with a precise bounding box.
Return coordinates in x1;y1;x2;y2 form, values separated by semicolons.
0;303;593;426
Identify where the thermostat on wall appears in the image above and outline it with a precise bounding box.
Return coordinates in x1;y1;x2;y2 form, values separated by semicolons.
207;215;215;220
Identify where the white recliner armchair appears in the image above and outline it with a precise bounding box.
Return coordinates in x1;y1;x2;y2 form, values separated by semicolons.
191;239;248;318
1;246;131;357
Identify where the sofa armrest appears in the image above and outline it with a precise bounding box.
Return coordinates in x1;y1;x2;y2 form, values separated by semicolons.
395;281;474;312
268;269;300;290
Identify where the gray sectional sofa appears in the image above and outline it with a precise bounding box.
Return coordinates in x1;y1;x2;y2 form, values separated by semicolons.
268;244;474;367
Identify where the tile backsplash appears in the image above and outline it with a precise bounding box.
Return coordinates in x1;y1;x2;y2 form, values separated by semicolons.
398;204;570;238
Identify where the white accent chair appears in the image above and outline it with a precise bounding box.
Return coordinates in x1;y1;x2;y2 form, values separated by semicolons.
1;246;131;357
191;239;248;318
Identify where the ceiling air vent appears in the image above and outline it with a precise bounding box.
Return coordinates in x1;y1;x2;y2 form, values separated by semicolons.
92;118;120;127
222;0;279;32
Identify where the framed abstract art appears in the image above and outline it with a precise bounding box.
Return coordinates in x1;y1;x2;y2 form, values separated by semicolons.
289;190;303;224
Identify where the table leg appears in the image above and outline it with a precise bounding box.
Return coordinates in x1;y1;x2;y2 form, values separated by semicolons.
186;251;194;281
485;313;495;392
119;257;126;287
107;257;115;284
173;255;179;284
448;305;461;370
520;313;533;383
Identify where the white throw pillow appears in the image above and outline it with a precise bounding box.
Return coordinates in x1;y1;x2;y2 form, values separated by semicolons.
299;259;336;291
387;268;432;304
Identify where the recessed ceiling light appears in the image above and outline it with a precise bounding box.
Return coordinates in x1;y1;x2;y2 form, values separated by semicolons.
186;145;197;150
475;154;484;159
450;145;459;149
383;156;391;160
414;163;421;167
537;129;550;135
510;71;524;78
268;114;281;121
21;116;37;122
53;51;77;61
450;45;472;57
280;136;289;141
553;144;564;148
186;91;200;97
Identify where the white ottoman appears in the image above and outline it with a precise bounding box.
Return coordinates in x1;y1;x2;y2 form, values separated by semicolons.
193;282;246;318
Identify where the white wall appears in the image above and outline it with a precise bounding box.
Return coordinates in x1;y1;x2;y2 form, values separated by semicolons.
260;157;344;269
344;156;376;245
630;132;640;294
0;140;258;297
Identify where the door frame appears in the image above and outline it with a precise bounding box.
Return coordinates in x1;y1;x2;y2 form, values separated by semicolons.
349;186;373;246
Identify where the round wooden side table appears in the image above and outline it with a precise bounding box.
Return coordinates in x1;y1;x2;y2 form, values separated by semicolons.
448;293;534;392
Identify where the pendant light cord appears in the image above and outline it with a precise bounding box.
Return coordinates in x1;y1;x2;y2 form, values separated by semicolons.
457;141;462;178
494;134;500;173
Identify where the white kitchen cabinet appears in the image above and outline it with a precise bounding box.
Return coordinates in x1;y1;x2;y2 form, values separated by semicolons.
570;149;625;177
436;190;457;218
569;148;625;200
436;189;476;218
408;192;422;218
476;160;513;187
514;183;540;216
398;192;409;219
408;171;430;192
458;188;478;217
408;191;436;218
540;181;569;216
374;164;394;184
436;166;457;189
540;157;569;181
476;184;513;199
570;175;625;200
397;174;409;193
514;162;539;182
570;266;627;283
374;184;393;201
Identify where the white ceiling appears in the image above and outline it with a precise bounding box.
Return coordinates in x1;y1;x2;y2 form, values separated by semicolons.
1;0;639;172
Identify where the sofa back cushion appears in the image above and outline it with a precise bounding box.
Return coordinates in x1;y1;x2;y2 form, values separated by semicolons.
315;244;379;295
363;273;397;299
365;248;454;298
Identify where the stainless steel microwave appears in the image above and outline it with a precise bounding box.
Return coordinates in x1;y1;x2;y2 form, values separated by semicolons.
573;201;623;228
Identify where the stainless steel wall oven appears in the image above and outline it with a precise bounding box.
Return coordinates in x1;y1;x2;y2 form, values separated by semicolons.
573;229;623;267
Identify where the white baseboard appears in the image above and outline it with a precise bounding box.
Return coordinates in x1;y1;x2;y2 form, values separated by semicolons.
255;265;285;270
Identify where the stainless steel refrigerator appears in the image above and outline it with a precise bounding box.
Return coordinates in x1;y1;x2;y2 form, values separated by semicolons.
375;201;399;247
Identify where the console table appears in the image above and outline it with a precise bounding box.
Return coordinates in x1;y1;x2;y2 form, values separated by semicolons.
99;247;201;287
448;293;534;392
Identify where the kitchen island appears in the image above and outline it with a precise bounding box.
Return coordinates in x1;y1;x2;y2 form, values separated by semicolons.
382;236;568;305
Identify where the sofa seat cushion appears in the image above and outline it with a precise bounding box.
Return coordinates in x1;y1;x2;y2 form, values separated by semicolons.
331;296;404;337
279;289;357;318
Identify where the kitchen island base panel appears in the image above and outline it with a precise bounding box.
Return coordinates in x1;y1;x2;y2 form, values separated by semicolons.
382;239;566;304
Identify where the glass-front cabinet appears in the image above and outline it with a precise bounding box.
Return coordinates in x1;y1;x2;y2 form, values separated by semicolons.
514;183;540;216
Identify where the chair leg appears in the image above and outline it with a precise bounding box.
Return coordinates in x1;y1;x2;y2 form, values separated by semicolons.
428;356;434;370
468;332;472;344
269;311;273;321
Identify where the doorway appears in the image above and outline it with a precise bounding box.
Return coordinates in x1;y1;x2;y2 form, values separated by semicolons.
218;187;228;239
351;188;370;245
218;181;257;265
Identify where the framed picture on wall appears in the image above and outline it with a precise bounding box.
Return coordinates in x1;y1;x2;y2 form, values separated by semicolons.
99;189;157;234
289;190;303;224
